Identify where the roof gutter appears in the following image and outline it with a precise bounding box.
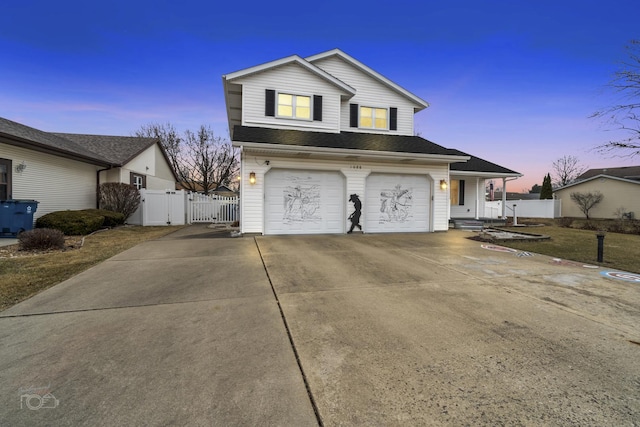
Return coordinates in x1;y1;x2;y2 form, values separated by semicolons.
233;141;470;164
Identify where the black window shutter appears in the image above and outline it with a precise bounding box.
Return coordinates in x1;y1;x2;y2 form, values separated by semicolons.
459;180;465;205
390;107;397;130
313;95;323;121
265;89;275;117
349;104;358;127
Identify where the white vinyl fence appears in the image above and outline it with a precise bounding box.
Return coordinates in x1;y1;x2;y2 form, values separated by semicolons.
189;193;238;223
128;190;238;226
484;199;562;219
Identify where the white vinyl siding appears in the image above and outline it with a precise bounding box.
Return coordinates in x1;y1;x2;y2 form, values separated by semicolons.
311;56;419;135
2;143;99;219
233;62;342;132
555;178;640;219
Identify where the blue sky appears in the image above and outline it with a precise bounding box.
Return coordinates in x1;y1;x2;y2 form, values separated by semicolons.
1;0;638;191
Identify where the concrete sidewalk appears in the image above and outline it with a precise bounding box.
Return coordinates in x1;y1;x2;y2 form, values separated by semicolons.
0;225;317;426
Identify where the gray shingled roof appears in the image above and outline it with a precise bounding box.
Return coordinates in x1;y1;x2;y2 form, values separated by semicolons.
0;116;158;167
233;126;462;156
233;126;520;175
0;117;108;163
54;133;156;165
576;166;640;181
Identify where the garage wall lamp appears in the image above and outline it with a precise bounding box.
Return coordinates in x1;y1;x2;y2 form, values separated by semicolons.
440;179;448;190
249;172;256;185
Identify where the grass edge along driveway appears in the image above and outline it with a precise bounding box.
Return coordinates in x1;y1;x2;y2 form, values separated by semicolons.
0;226;184;311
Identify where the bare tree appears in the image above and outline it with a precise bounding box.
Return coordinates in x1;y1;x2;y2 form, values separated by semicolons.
134;123;238;195
591;40;640;157
570;191;603;219
552;155;588;188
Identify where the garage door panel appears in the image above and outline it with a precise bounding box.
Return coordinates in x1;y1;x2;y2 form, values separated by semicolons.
265;169;345;235
365;174;430;233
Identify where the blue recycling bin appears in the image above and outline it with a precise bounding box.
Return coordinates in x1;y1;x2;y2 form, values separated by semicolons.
0;200;39;237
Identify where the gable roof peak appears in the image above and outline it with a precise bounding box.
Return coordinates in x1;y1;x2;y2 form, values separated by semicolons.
305;49;429;111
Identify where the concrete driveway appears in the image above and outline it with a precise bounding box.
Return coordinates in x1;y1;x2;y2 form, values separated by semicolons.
1;226;639;425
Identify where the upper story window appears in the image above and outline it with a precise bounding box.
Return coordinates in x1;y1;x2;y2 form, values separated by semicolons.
277;93;311;120
360;107;387;129
350;104;397;131
265;89;322;121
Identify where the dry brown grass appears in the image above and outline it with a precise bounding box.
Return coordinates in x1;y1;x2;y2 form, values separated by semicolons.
0;226;184;311
498;224;640;274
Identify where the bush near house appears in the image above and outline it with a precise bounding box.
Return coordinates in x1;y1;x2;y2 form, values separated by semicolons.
18;228;65;251
36;209;125;235
99;183;141;220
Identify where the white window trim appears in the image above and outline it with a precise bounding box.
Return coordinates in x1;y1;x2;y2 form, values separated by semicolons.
276;91;313;121
359;105;389;130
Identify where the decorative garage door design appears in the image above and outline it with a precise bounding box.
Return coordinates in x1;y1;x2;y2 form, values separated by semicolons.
365;174;430;233
264;169;345;235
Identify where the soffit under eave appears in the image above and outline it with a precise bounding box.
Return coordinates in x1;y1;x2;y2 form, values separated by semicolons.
237;144;468;165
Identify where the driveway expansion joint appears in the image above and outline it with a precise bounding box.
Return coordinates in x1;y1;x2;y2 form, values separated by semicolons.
254;237;324;427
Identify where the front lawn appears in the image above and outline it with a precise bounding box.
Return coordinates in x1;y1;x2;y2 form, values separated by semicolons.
498;225;640;274
0;226;184;311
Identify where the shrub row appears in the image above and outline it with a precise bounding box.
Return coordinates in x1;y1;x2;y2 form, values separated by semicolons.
36;209;125;235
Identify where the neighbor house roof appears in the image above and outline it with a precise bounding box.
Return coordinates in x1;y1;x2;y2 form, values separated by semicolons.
54;133;157;165
1;117;177;181
555;173;640;191
0;117;110;165
576;166;640;181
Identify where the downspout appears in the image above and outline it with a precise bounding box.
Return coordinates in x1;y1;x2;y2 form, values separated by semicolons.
501;177;520;219
96;166;113;208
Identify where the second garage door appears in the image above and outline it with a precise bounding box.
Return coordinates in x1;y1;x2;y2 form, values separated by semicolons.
264;169;345;235
365;173;430;233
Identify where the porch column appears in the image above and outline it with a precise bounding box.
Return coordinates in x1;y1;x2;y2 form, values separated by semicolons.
501;177;507;219
475;177;480;220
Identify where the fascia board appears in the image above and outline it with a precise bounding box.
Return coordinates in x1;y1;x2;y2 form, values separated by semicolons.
556;174;640;191
450;171;523;178
223;55;356;96
305;49;429;110
233;140;470;164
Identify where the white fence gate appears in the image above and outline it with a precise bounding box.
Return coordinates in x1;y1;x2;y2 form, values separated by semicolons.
128;190;238;226
189;193;238;223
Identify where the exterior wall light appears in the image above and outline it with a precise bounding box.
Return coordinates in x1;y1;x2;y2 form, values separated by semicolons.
249;172;256;185
440;179;448;190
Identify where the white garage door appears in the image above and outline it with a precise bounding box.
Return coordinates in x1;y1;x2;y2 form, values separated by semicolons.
264;169;345;235
365;174;430;233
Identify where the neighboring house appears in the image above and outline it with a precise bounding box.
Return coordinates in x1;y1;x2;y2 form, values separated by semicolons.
211;185;238;197
0;117;178;219
554;166;640;219
223;49;521;235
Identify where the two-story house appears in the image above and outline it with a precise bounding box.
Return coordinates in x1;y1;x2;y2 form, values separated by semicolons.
223;49;521;235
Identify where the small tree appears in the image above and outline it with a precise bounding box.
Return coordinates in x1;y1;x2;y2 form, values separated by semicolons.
552;155;587;187
570;191;604;219
529;184;542;194
540;174;553;199
99;183;141;220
